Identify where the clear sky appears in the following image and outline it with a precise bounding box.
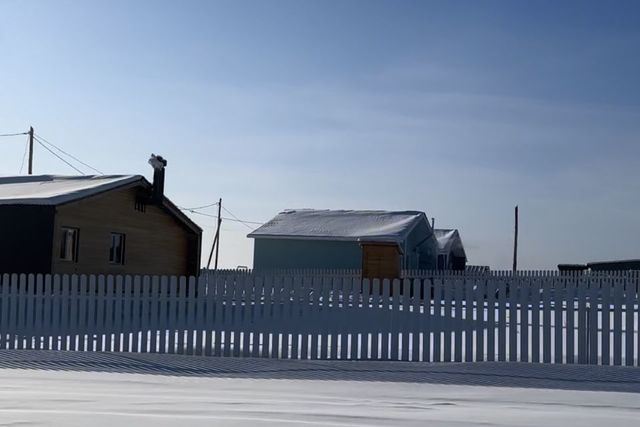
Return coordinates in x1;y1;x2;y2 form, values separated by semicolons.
1;0;639;270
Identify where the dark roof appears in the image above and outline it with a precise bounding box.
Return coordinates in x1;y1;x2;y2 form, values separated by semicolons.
558;264;588;271
587;259;640;271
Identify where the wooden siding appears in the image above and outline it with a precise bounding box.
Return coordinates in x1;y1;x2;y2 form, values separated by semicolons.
361;242;401;280
51;186;198;276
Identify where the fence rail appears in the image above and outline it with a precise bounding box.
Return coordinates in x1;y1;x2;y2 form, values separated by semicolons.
0;272;638;365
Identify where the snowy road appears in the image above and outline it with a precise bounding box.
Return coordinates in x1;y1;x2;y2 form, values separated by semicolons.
0;351;639;426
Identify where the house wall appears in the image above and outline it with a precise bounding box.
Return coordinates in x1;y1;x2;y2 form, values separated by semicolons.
253;222;438;273
0;205;55;274
253;238;362;271
404;226;438;270
51;186;199;276
451;255;466;270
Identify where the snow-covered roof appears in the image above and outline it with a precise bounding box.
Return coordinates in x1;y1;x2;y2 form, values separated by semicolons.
435;229;466;260
0;175;142;205
0;174;202;234
248;209;429;243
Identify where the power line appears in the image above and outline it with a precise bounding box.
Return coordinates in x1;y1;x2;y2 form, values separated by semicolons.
179;207;263;225
179;209;219;219
0;131;28;137
222;205;256;230
180;201;219;210
34;133;104;174
35;140;85;175
18;139;29;174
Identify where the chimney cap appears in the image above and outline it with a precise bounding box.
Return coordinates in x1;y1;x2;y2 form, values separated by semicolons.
149;153;167;170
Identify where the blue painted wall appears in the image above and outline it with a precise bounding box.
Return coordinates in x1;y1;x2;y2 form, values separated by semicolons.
252;226;438;271
404;225;438;270
253;238;363;270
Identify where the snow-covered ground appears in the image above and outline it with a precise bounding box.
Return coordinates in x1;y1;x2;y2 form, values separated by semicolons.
0;351;639;426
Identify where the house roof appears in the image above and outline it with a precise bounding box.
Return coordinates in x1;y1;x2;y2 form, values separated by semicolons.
0;175;142;205
0;174;201;234
248;209;429;243
434;229;467;260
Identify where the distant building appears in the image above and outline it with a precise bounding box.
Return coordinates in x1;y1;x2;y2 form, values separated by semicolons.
434;229;467;270
588;260;640;271
465;265;490;273
0;157;201;276
559;260;640;273
557;264;588;273
248;209;439;278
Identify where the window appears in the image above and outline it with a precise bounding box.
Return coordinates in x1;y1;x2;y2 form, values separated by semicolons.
60;227;79;262
109;233;126;264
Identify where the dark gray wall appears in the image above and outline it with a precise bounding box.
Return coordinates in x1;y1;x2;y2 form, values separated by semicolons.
404;224;438;270
0;205;55;274
253;238;362;270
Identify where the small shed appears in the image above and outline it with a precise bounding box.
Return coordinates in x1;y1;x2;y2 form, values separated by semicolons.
434;229;467;270
248;209;438;276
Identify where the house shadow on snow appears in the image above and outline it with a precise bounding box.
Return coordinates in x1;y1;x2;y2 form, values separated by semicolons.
0;349;639;394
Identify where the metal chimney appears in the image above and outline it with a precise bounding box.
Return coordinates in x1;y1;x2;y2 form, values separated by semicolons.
148;154;167;203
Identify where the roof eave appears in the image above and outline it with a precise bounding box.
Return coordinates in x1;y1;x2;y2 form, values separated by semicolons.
55;176;145;207
161;196;202;234
248;234;403;244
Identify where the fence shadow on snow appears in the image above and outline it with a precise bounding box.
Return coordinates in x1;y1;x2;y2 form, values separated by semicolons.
1;349;640;393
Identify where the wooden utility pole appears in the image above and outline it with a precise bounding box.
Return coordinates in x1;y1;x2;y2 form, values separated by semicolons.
28;126;34;175
513;205;518;271
206;198;223;271
214;198;222;271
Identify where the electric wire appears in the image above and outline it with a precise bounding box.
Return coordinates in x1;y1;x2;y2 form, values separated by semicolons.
0;132;28;137
222;205;257;230
34;133;104;174
180;202;219;210
18;140;29;174
179;208;263;226
35;139;85;174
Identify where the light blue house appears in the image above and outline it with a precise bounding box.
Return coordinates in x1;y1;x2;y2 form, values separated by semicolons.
248;209;438;272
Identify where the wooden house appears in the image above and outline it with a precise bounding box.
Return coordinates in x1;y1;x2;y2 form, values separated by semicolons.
248;209;438;278
0;156;201;276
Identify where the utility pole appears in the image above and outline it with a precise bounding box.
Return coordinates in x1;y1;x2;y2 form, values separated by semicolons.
214;198;222;271
28;126;34;175
513;205;518;272
206;198;223;271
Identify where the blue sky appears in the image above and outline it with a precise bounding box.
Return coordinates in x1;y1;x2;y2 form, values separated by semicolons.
1;0;639;269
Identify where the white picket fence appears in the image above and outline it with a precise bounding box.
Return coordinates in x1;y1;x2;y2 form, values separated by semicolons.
0;272;638;365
